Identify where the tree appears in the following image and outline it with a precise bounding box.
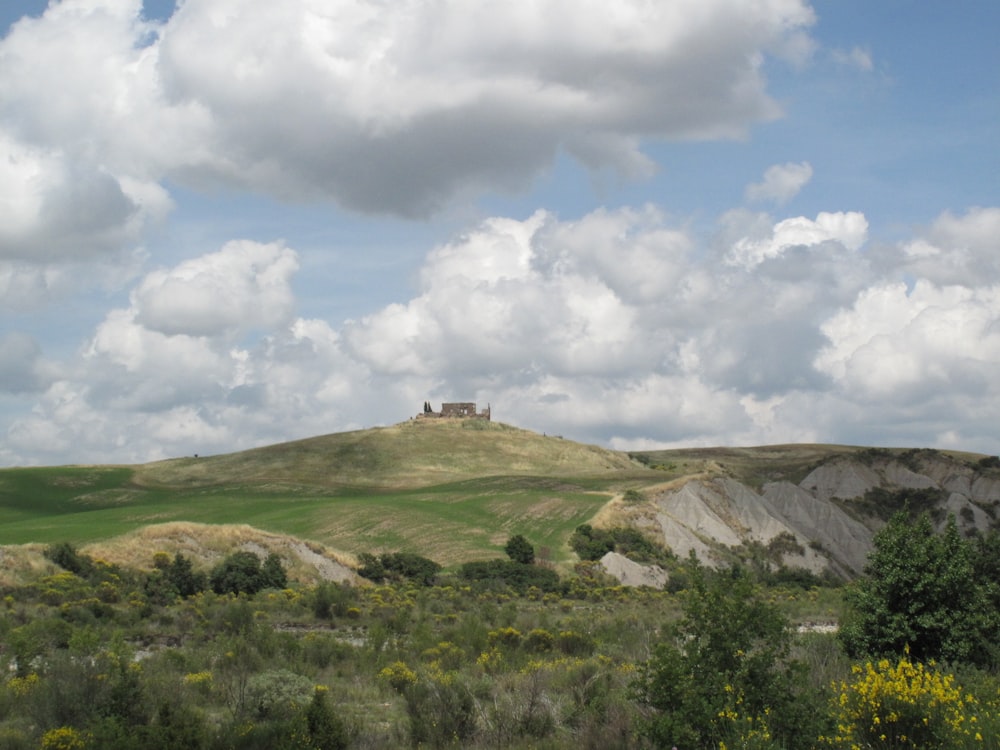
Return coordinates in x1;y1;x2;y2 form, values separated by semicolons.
261;552;288;590
166;553;207;598
633;562;825;749
210;551;286;596
504;534;535;565
839;512;996;667
357;551;440;585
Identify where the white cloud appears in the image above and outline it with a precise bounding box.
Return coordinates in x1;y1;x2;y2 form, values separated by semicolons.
0;333;54;394
0;0;816;218
897;207;1000;287
727;211;868;268
745;161;813;204
814;281;1000;401
0;132;171;263
6;195;1000;463
133;240;299;337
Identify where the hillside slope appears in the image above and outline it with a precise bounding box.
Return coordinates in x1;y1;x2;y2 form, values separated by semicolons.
614;447;1000;579
133;419;642;490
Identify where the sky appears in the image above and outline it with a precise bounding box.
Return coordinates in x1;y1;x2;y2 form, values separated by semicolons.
1;0;999;467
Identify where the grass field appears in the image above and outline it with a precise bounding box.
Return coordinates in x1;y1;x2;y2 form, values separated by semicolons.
5;420;967;570
0;420;658;567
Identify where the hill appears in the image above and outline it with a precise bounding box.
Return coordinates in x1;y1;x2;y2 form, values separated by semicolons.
132;418;640;489
2;423;998;583
0;420;650;568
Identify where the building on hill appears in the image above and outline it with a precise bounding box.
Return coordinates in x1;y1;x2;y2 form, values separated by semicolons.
419;401;491;420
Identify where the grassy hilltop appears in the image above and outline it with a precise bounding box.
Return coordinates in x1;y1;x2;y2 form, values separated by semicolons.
0;419;652;568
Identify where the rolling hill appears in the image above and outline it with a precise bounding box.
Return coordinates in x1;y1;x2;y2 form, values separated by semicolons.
1;420;998;583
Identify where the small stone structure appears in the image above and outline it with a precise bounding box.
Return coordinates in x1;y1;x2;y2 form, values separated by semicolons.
419;401;491;420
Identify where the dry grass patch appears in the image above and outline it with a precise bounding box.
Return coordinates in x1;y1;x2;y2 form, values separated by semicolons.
0;544;59;587
83;522;359;584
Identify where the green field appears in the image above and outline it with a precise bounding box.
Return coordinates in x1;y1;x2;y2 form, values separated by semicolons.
0;420;656;566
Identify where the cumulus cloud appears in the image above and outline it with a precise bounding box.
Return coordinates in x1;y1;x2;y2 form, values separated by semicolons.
7;202;1000;463
895;207;1000;287
745;161;813;205
0;132;171;263
0;0;816;218
726;210;868;268
133;240;299;337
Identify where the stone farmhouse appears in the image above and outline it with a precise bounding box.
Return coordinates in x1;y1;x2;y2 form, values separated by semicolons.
418;401;491;420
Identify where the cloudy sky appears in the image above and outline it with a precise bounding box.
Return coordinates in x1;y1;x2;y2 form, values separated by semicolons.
1;0;998;466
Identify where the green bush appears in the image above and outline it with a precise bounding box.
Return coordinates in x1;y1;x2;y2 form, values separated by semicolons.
634;564;827;750
504;535;535;565
840;513;997;667
357;552;441;586
458;560;561;594
210;552;286;596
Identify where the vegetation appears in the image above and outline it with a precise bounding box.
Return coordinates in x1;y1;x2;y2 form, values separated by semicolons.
839;513;999;667
5;429;1000;746
570;524;671;565
2;520;999;749
634;563;829;749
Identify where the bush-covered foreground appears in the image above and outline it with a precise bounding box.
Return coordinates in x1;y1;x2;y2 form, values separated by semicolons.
2;521;1000;749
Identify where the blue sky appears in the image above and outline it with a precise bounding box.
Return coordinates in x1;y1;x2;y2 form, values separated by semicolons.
1;0;998;466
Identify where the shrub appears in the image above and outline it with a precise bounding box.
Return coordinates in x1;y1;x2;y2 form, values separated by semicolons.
39;727;87;750
357;552;440;586
378;661;418;694
840;513;997;667
458;560;561;594
824;651;988;748
210;551;286;596
43;543;92;578
403;673;477;747
504;535;535;565
245;669;314;719
305;686;349;750
634;564;826;750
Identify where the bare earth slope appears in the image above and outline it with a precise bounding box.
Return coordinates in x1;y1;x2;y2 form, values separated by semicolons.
618;447;999;580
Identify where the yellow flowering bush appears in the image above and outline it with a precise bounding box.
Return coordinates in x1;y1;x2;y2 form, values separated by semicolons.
378;660;417;693
6;672;40;698
39;727;88;750
826;651;985;749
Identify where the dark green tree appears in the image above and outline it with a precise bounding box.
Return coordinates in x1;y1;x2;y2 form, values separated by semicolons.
166;552;207;598
44;541;93;577
839;512;997;666
357;551;440;585
504;534;535;565
261;552;288;590
209;551;287;595
633;562;825;749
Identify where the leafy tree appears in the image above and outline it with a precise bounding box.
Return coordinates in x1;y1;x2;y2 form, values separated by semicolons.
357;551;440;586
261;552;288;590
504;534;535;565
839;512;997;667
633;562;825;749
569;524;614;561
210;551;287;596
165;553;207;598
